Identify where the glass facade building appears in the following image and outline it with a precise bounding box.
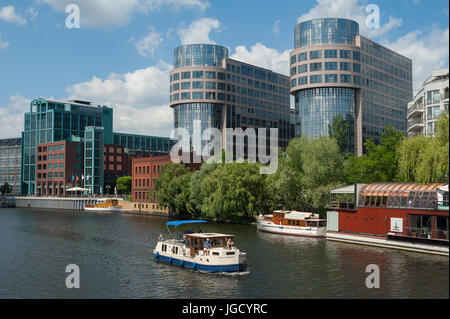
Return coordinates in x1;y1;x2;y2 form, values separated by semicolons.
290;18;412;155
294;18;359;48
296;88;355;153
174;44;229;68
0;138;21;195
84;127;104;195
22;98;173;195
170;44;294;155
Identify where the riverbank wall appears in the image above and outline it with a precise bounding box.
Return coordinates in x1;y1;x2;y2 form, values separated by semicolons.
16;197;97;211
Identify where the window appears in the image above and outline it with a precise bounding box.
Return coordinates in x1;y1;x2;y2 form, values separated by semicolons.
193;71;203;79
181;82;191;90
205;82;216;89
340;50;351;59
353;51;361;61
310;75;322;84
325;74;338;83
340;74;352;83
298;52;308;62
298;76;308;85
192;92;204;99
340;62;352;71
353;63;361;73
290;55;297;64
310;63;322;72
181;92;191;100
205;71;216;79
181;71;191;79
324;50;337;59
298;64;308;73
325;62;338;70
193;81;203;89
310;50;322;59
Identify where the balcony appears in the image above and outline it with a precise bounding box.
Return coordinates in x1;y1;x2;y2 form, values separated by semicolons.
408;118;425;132
407;103;424;118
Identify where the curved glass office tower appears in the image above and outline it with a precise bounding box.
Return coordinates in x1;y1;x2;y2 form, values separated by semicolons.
290;18;412;155
170;44;293;155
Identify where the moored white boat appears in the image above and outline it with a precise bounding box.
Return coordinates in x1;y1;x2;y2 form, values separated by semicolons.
154;220;248;273
257;210;327;238
84;199;123;212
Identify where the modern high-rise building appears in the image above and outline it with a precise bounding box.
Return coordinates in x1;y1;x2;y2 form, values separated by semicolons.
21;98;172;195
407;68;449;137
169;44;294;156
0;138;21;195
290;18;413;155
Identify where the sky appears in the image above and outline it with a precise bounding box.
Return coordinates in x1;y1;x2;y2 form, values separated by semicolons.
0;0;448;139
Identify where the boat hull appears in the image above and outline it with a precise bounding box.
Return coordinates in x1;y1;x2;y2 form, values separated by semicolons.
154;254;247;273
257;218;326;238
84;206;123;212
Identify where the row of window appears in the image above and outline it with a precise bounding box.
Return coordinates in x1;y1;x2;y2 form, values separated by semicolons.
37;144;65;153
38;154;65;161
38;163;64;170
37;172;64;179
135;165;163;176
292;74;361;86
291;62;360;75
291;50;360;64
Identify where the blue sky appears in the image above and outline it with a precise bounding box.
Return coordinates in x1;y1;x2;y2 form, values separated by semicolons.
0;0;448;139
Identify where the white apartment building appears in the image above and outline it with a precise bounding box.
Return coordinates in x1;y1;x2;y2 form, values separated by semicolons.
408;68;449;137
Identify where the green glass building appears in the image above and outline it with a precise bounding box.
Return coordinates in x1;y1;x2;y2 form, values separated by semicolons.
22;98;172;195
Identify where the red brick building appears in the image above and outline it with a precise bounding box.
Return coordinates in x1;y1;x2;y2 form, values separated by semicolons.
104;144;132;194
132;152;202;203
36;141;84;197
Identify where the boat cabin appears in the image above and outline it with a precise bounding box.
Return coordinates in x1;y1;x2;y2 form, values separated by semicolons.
271;211;326;228
183;233;235;257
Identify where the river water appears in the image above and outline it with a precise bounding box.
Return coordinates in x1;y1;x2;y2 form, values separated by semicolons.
0;208;448;299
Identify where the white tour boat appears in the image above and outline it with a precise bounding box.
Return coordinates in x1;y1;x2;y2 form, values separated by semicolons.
257;210;327;238
84;198;123;212
154;220;248;273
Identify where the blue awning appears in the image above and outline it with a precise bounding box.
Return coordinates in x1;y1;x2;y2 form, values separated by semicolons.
166;220;209;227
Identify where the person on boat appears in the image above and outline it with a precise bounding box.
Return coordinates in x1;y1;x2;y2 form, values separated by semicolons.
226;238;234;249
204;238;211;255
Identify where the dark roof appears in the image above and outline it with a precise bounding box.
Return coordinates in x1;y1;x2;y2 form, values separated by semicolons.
0;138;21;146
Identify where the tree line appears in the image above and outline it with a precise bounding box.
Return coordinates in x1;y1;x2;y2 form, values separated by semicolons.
151;114;449;223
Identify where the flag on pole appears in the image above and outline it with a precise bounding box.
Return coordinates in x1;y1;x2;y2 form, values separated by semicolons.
72;174;75;182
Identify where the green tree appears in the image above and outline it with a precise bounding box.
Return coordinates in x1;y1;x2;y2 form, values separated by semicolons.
0;183;12;195
116;176;132;194
397;114;449;183
328;114;350;154
199;162;268;223
345;126;404;183
153;163;194;216
267;136;346;214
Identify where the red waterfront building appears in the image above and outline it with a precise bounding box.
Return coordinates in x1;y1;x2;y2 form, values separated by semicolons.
328;183;449;254
36;141;84;197
132;152;202;203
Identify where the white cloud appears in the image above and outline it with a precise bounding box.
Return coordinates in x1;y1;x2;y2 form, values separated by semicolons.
65;63;173;137
41;0;210;29
0;95;30;139
297;0;402;38
231;43;290;76
383;27;450;92
138;0;210;12
0;5;27;25
177;18;221;45
272;19;281;35
26;7;39;21
131;26;164;58
0;32;9;50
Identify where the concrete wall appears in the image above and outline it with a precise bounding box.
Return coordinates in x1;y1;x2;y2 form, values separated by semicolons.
16;197;97;211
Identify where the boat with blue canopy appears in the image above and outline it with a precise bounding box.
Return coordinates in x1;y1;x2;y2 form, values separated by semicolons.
154;220;248;273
